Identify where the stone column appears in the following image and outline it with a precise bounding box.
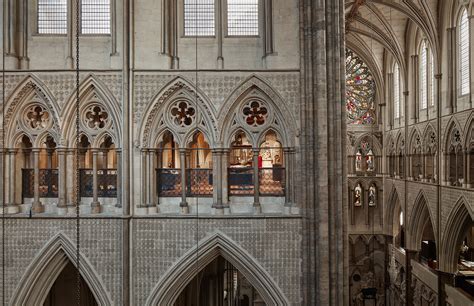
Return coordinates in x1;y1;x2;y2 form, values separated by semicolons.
179;149;188;213
116;149;122;208
32;148;44;213
284;148;292;207
252;148;261;213
464;149;469;188
156;149;162;207
405;249;419;306
422;153;427;182
147;149;154;207
300;0;347;304
222;149;229;207
57;148;67;212
91;149;101;213
212;149;224;214
0;149;4;210
140;149;147;207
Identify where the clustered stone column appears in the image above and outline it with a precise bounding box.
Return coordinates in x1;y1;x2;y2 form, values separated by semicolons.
252;148;261;213
32;148;44;213
212;148;224;214
91;149;101;213
179;148;188;213
57;148;67;214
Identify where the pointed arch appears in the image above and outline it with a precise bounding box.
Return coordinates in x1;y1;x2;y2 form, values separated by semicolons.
219;75;297;147
406;190;436;250
145;231;290;306
444;117;464;152
4;75;61;147
384;185;403;236
422;123;437;152
439;196;474;273
10;232;113;306
139;76;217;148
353;132;382;156
61;74;122;148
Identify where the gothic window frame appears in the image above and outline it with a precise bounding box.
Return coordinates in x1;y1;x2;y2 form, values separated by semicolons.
419;40;429;110
393;62;401;119
446;126;464;186
224;0;261;37
345;49;377;125
183;0;217;37
79;0;112;35
458;7;471;97
36;0;68;35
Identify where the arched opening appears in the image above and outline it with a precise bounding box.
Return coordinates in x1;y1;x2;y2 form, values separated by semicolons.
411;134;423;181
44;261;98;306
419;217;437;269
157;131;181;197
186;131;213;197
19;135;34;203
394;208;404;249
258;130;284;197
175;256;265;306
228;131;254;196
353;136;378;174
457;224;474;296
447;127;464;186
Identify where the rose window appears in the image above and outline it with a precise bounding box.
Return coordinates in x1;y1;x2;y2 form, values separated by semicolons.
85;105;108;130
171;101;195;127
25;105;50;130
243;100;268;127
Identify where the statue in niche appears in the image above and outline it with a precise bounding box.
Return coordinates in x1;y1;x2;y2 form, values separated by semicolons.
366;149;375;171
355;150;363;171
368;185;376;207
354;184;362;207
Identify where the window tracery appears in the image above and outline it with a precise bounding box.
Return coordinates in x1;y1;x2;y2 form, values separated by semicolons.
459;8;470;96
242;100;268;127
447;127;464;186
84;105;109;130
345;49;376;125
24;105;50;131
170;101;196;127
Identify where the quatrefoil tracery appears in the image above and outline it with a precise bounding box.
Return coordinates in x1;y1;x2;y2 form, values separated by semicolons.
25;105;50;130
243;100;268;127
170;101;195;127
84;105;109;130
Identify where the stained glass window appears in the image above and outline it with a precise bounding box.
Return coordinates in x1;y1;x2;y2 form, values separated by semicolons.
345;49;376;125
459;8;470;96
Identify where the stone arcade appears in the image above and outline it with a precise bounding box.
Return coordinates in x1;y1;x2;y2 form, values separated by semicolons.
0;0;473;305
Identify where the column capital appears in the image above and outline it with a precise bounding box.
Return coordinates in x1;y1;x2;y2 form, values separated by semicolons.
91;148;100;154
31;148;41;153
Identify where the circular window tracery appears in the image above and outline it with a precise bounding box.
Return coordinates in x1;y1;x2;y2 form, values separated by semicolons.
170;101;196;127
242;100;268;127
24;105;50;131
84;105;109;130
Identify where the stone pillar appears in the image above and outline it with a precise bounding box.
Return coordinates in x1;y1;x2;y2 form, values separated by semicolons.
57;148;67;212
252;148;261;213
284;148;292;207
212;149;224;214
180;149;188;213
0;149;4;210
156;149;162;207
32;148;44;213
140;149;147;207
437;270;455;306
464;149;469;188
116;149;122;208
147;149;154;207
222;149;229;207
300;0;347;304
405;249;422;306
91;149;101;213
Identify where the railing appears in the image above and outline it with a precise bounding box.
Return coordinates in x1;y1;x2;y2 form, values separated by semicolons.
22;168;59;199
259;167;285;196
157;168;182;197
79;169;117;198
228;167;254;195
186;168;213;197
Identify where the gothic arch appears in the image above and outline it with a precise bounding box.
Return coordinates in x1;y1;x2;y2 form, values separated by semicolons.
422;123;437;153
10;232;113;306
406;191;436;251
219;75;297;147
444;118;464;152
353;133;382;156
4;75;60;148
439;196;474;273
145;231;290;306
384;186;403;236
139;76;217;148
61;75;122;148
